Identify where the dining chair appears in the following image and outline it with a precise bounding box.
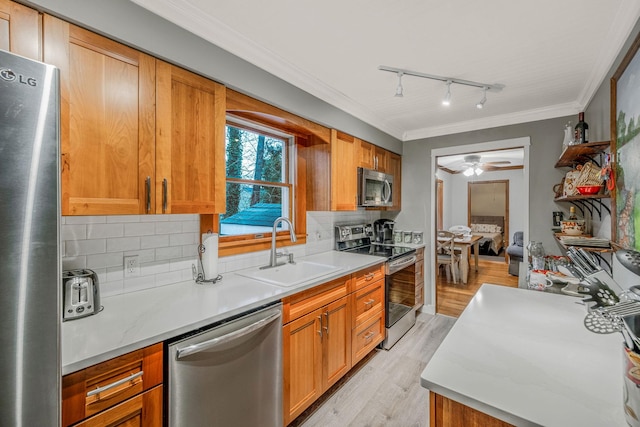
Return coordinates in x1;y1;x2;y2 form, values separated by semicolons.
436;230;459;283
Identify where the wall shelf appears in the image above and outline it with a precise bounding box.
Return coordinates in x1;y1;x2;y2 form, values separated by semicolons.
554;194;611;220
555;141;610;168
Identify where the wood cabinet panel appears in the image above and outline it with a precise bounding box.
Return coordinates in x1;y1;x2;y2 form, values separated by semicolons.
330;129;358;211
62;343;163;427
357;139;375;170
0;0;40;59
353;264;385;290
323;296;351;389
156;61;226;214
76;385;162;427
44;15;156;215
430;392;514;427
283;310;323;425
282;275;350;323
352;311;384;364
352;279;384;328
388;151;402;210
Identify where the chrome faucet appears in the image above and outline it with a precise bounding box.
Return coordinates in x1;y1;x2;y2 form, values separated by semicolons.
261;217;297;269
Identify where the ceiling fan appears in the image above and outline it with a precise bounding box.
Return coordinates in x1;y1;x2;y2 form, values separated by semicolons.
461;154;511;176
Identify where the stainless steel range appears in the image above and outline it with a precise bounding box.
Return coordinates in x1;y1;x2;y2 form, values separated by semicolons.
335;224;418;349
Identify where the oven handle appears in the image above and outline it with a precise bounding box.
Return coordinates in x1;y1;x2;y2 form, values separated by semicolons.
388;255;417;274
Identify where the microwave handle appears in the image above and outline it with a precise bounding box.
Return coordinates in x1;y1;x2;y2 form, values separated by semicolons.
383;179;392;203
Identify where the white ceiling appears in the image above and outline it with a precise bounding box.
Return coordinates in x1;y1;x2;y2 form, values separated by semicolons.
131;0;640;141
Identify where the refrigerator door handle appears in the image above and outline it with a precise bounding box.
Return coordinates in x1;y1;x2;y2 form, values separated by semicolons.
176;311;281;359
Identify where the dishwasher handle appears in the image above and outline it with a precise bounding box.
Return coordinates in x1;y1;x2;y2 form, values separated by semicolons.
176;311;281;360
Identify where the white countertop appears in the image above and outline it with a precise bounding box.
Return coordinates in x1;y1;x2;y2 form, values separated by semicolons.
62;251;384;375
421;284;626;427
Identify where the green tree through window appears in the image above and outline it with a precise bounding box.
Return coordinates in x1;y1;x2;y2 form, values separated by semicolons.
221;122;290;236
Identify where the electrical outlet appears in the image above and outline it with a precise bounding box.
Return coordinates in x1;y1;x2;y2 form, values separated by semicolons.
124;255;140;278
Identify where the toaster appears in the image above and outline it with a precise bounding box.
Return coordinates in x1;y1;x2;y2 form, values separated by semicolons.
62;269;101;321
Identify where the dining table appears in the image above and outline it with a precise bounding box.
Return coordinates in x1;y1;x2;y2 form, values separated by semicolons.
437;234;482;283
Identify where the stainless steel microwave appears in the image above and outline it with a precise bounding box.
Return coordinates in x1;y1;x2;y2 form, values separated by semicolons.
357;167;393;207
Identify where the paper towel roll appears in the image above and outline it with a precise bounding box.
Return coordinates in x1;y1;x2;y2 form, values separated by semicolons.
201;233;219;280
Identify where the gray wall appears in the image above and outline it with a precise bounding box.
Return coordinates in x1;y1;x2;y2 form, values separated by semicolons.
24;0;402;153
397;116;572;256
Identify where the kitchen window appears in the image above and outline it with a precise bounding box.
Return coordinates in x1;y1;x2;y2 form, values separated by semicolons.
220;120;295;238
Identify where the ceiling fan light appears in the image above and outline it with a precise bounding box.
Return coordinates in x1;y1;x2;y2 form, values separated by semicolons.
475;167;483;175
463;167;474;177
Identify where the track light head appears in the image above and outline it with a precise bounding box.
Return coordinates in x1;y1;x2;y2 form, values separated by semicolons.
476;86;488;109
442;81;452;106
395;72;404;97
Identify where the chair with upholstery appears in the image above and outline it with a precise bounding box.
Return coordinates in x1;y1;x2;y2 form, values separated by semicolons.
506;231;524;276
436;230;459;283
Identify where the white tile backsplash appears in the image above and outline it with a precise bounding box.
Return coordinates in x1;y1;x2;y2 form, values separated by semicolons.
62;211;383;298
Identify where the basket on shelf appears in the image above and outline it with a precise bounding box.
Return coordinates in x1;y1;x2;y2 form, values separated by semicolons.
576;162;603;187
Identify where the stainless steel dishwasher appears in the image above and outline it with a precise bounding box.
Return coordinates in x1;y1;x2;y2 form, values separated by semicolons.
167;302;282;426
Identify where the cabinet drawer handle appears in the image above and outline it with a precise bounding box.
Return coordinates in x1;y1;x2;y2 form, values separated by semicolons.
86;371;144;398
364;272;375;281
145;176;151;213
363;331;375;343
324;312;329;335
162;178;168;213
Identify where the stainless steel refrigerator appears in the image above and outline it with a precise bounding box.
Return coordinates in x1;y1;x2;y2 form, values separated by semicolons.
0;49;61;426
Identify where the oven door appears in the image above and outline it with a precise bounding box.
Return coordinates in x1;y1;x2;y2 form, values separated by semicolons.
385;255;417;328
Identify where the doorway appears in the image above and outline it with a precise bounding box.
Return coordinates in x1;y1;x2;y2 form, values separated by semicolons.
430;137;530;316
468;180;509;261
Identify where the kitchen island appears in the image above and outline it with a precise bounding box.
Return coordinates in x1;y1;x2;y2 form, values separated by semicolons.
421;284;626;426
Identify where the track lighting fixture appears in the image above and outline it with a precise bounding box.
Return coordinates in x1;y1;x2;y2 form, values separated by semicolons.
395;72;404;97
378;65;504;109
442;81;452;106
476;86;487;109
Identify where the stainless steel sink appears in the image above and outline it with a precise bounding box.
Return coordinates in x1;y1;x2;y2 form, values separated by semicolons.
236;261;343;287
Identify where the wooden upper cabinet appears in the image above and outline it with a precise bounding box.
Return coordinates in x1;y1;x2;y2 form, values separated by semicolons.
0;0;41;60
44;15;156;215
156;61;225;214
357;138;388;172
330;129;358;211
357;139;375;170
388;151;401;210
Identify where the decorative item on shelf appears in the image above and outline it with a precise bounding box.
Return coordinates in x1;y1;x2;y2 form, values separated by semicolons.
562;121;575;150
577;185;603;195
601;153;615;192
413;231;423;244
574;112;589;143
563;169;581;197
553;177;565;199
403;231;412;244
561;207;586;235
576;161;603;188
394;230;403;244
553;211;564;227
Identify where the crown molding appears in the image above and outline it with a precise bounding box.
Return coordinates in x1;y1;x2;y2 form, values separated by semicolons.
576;0;640;108
403;102;580;141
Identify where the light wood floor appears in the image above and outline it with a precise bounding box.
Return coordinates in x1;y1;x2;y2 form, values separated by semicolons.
436;256;519;317
291;312;456;427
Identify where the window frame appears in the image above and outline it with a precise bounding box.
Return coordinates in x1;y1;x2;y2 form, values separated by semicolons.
220;118;294;239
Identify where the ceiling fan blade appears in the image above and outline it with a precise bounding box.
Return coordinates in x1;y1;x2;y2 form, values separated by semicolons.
484;161;511;165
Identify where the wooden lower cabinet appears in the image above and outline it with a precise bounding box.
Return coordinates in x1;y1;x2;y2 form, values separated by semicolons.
283;295;351;425
430;392;514;427
75;385;162;427
283;265;385;425
62;343;163;427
